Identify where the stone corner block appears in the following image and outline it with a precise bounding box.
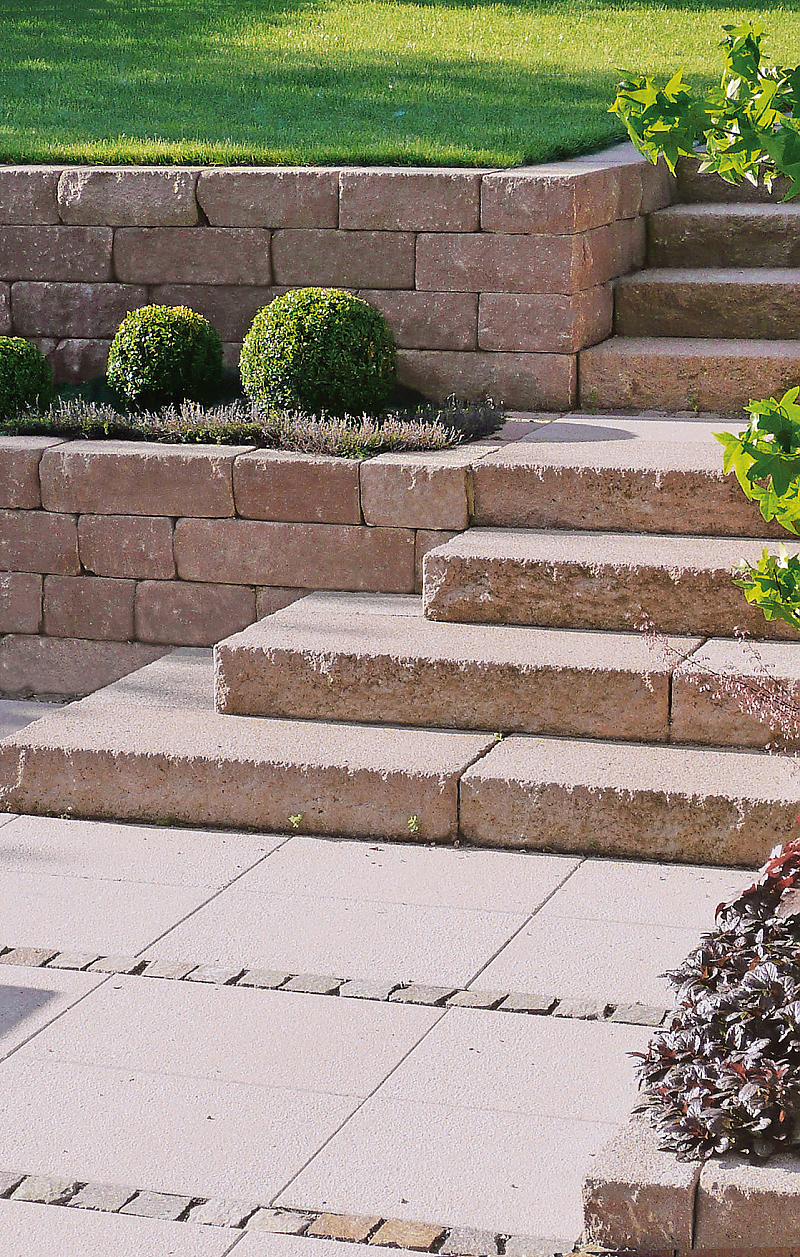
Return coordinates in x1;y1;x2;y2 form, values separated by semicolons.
360;451;472;530
694;1150;800;1249
0;168;62;224
480;164;624;234
58;167;199;226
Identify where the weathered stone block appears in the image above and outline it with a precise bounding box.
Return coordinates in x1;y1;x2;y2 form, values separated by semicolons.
69;1182;138;1211
272;229;414;288
0;283;9;333
135;580;255;645
119;1190;193;1221
197;167;339;227
0;634;167;698
308;1213;381;1241
478;287;613;353
58;167;199;226
481;164;624;234
114;227;271;285
43;574;135;641
397;349;576;411
234;449;361;523
0;168;62;224
695;1152;800;1248
358;290;478;350
1;509;79;574
11;282;147;338
0;436;63;509
0;572;41;633
370;1219;446;1250
360;450;472;529
340;168;481;230
0;227;112;281
40;441;245;517
50;339;112;384
79;514;175;579
174;518;415;591
415;531;459;592
149;284;277;341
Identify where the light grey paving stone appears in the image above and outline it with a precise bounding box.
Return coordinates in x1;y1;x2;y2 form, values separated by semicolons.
503;1235;575;1257
0;700;60;737
608;1002;669;1027
339;979;401;1001
246;1207;314;1233
0;1171;25;1196
0;947;56;966
551;999;609;1021
0;1197;236;1254
189;1196;259;1227
440;1226;500;1256
46;951;102;971
184;964;245;985
497;993;556;1015
87;955;144;975
140;959;198;980
237;968;292;989
120;1189;195;1220
0;964;104;1056
282;974;343;996
11;1174;80;1203
68;1181;138;1211
389;984;457;1006
445;990;506;1010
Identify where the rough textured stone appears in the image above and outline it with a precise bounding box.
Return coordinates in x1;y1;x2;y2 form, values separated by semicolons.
582;1114;700;1250
0;227;112;281
43;574;135;641
140;960;197;980
389;983;457;1006
0;436;62;509
281;974;343;995
360;451;472;530
340;168;481;231
79;515;175;580
255;587;305;618
1;510;79;575
649;203;800;267
246;1208;312;1233
0;635;168;699
236;968;292;989
694;1152;800;1248
11;1176;80;1204
672;638;800;748
552;999;609;1020
370;1219;446;1249
503;1236;573;1257
272;229;414;288
87;955;144;974
0;1172;25;1196
481;163;631;234
338;979;401;1001
198;168;339;227
496;992;556;1014
69;1182;138;1211
307;1213;381;1241
233;449;361;524
135;581;255;647
440;1227;499;1256
114;228;271;285
189;1197;258;1227
50;338;112;384
11;281;147;338
175;519;415;591
0;947;56;966
616;267;800;340
676;155;787;204
40;441;245;517
608;1003;668;1026
397;349;576;411
415;531;460;593
58;167;199;226
0;168;62;224
446;990;506;1009
46;951;102;970
149;284;277;341
184;964;245;984
0;573;42;634
358;290;478;350
119;1190;194;1221
0;283;9;334
478;288;612;353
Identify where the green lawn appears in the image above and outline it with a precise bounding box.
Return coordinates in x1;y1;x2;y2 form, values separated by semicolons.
4;0;800;167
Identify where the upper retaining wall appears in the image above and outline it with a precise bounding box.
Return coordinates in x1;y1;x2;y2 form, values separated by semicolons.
0;145;673;410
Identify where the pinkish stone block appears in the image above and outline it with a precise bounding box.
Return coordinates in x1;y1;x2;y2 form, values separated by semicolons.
255;586;305;617
0;168;62;225
114;228;272;285
397;349;576;411
360;450;473;529
358;290;477;350
149;284;278;341
415;530;459;592
43;574;135;641
197;168;339;227
0;572;42;633
78;515;175;579
272;229;414;288
478;287;613;353
0;227;113;282
58;168;200;226
11;282;147;338
0;283;9;334
0;635;167;698
50;339;112;384
1;510;79;574
233;449;361;523
340;169;481;231
135;580;255;645
0;437;63;509
481;165;625;234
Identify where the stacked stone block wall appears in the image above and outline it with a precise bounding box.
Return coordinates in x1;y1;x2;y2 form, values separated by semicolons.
0;146;673;410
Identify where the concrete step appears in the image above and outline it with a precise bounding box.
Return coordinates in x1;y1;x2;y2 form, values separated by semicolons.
421;528;800;638
578;336;800;413
214;591;701;741
672;637;800;749
615;267;800;339
675;156;790;204
460;733;799;866
470;414;783;536
648;204;800;267
0;649;494;841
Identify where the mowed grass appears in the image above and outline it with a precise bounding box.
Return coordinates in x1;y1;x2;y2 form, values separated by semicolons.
5;0;800;167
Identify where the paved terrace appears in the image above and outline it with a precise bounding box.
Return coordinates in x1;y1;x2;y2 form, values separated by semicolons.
0;700;748;1256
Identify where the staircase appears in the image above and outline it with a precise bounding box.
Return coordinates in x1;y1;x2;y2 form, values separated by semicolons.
3;413;800;870
580;159;800;411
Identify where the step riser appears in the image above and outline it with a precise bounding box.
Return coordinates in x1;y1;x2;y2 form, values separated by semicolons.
615;281;800;340
648;214;800;267
675;159;790;205
672;670;800;749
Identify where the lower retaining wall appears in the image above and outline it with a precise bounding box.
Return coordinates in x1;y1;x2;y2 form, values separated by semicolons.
0;146;673;409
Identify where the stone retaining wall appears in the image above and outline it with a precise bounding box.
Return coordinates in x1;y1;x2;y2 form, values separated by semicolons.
0;435;487;698
0;145;673;410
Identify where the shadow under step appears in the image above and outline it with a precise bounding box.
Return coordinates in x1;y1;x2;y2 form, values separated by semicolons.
615;267;800;339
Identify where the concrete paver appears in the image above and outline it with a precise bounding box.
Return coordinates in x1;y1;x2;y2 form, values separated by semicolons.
0;1198;236;1256
0;962;103;1057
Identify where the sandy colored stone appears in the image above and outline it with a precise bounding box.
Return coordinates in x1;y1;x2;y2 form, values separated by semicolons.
114;227;272;285
357;289;478;350
0;634;167;698
197;167;339;227
0;509;79;574
40;441;247;517
11;282;147;338
272;229;414;288
0;572;42;633
79;514;175;579
50;338;112;384
175;518;415;591
694;1152;800;1248
415;531;459;592
307;1213;381;1241
0;435;66;510
0;226;112;281
478;288;612;353
616;267;800;340
0;167;62;224
421;527;800;638
397;350;576;411
135;580;255;646
370;1219;446;1249
459;733;800;864
43;575;135;641
649;203;800;267
340;168;481;231
672;638;800;748
360;450;472;529
481;164;630;234
149;284;277;341
234;449;361;524
58;167;199;226
0;947;56;966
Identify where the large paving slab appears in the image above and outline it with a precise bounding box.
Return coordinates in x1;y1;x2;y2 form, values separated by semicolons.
459;734;800;865
0;1198;236;1257
422;527;800;637
0;963;104;1057
215;592;700;741
672;636;800;748
0;651;494;840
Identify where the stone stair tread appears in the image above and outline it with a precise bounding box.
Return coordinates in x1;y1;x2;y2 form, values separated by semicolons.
615;269;800;340
584;335;800;356
617;265;800;285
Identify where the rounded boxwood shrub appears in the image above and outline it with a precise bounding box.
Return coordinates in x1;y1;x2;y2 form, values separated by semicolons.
0;337;53;418
240;288;397;416
107;305;223;408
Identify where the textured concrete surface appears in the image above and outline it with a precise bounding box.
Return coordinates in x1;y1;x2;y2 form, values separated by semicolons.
0;698;58;738
672;636;800;747
0;1198;235;1255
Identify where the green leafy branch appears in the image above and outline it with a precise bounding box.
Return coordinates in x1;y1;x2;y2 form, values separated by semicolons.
733;545;800;632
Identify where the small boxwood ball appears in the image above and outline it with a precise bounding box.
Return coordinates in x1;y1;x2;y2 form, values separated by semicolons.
0;337;53;418
107;305;223;407
240;288;397;416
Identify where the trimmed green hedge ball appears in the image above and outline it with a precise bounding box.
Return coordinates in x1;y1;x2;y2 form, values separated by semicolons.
107;305;223;407
239;288;397;416
0;338;53;418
